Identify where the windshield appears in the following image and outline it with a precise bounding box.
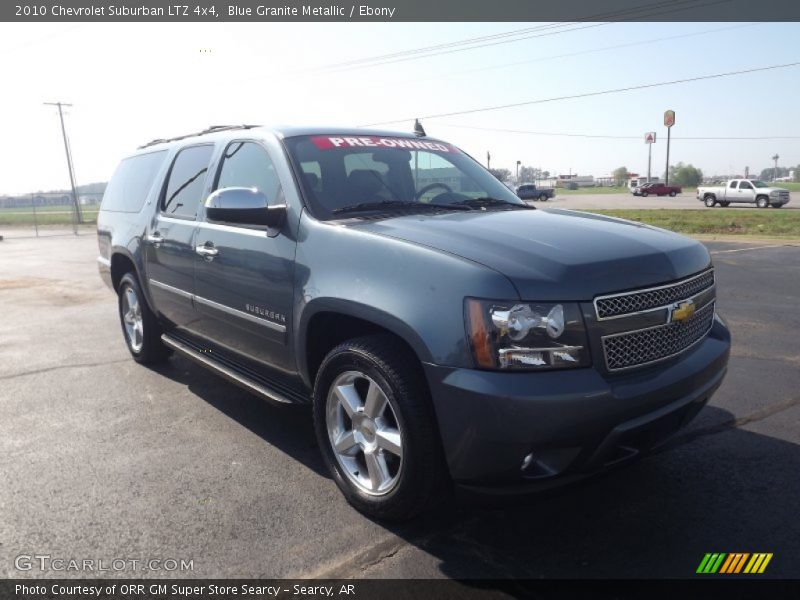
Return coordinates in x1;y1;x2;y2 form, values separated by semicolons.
751;180;770;188
284;134;524;219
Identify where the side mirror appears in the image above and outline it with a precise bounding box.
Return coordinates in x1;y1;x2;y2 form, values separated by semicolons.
205;187;286;229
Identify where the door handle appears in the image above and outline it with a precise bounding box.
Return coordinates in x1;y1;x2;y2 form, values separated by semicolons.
195;243;219;259
146;231;163;245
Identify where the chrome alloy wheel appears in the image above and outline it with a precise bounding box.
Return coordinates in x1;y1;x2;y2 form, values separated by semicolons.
121;286;144;353
326;371;404;495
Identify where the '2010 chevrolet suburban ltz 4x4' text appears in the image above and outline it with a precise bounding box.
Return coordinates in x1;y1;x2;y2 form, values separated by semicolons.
97;125;730;520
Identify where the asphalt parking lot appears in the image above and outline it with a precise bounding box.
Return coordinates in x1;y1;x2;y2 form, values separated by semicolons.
1;234;799;580
539;191;797;210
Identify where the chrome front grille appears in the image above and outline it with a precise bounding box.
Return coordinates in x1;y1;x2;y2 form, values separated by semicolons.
602;301;715;371
594;269;714;320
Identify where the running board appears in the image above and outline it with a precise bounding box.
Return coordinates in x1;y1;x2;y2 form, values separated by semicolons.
161;334;307;405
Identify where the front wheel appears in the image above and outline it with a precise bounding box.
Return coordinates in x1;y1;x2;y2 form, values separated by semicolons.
669;191;677;197
117;272;170;364
756;196;770;209
313;335;447;521
704;196;717;207
539;194;548;202
641;192;649;197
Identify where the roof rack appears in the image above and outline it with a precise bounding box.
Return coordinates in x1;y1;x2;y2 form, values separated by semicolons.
137;124;261;149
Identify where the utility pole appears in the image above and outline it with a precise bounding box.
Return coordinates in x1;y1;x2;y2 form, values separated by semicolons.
44;102;82;224
772;154;780;181
486;151;491;170
516;160;521;182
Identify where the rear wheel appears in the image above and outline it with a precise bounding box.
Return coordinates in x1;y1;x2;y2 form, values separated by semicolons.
538;194;548;202
756;196;770;209
117;272;170;364
641;192;649;197
313;335;447;520
669;191;677;197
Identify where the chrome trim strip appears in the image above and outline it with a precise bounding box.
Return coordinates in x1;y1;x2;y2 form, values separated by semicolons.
593;269;715;321
194;294;287;333
96;256;111;268
161;335;293;404
149;278;286;333
197;221;269;237
149;278;193;299
602;301;715;372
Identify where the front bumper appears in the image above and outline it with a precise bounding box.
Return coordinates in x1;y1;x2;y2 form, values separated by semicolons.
424;316;730;488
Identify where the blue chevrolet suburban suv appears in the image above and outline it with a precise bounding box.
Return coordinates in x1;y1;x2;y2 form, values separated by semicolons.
97;125;730;520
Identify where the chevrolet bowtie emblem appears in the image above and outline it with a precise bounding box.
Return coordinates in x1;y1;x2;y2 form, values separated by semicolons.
671;300;696;322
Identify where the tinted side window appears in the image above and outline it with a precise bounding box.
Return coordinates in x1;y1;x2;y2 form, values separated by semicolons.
739;182;753;190
729;181;738;189
162;145;214;218
216;142;281;203
101;150;167;213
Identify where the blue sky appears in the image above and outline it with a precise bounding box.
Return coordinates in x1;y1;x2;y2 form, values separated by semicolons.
1;21;798;193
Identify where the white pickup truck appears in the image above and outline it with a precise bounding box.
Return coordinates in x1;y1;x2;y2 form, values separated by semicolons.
697;179;791;208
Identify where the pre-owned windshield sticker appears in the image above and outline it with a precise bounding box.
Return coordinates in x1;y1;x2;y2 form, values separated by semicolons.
310;136;455;152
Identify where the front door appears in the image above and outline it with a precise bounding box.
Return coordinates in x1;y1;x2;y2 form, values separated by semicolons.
144;144;215;328
737;181;756;203
192;140;297;373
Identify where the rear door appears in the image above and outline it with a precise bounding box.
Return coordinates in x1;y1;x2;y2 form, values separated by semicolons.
191;139;297;372
144;144;214;328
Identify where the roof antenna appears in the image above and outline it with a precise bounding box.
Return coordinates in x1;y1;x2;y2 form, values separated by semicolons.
413;119;426;137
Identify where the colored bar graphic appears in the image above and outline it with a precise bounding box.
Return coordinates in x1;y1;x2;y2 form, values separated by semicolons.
733;553;750;573
758;554;773;573
700;552;772;574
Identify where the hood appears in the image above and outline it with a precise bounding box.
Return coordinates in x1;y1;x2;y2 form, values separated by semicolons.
348;208;711;301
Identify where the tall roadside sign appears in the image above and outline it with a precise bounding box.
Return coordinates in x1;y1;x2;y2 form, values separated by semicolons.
664;110;675;185
645;132;656;183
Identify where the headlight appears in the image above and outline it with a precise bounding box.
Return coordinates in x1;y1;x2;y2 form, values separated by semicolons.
465;298;590;370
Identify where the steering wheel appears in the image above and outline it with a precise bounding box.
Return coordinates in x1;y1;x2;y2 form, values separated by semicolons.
415;182;453;200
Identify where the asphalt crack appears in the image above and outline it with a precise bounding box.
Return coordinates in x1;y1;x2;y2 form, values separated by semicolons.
655;393;800;453
0;359;130;381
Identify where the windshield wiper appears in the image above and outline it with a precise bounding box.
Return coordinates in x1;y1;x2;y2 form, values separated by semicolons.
451;197;535;210
332;200;470;215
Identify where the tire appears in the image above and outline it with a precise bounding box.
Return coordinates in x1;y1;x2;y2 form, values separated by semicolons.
117;272;170;364
704;196;717;208
756;196;769;209
669;191;677;197
720;201;730;207
313;335;448;521
539;194;548;202
641;192;649;197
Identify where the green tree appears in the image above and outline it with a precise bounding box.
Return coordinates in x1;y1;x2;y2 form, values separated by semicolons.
612;166;629;187
488;168;511;182
793;166;800;183
668;163;703;187
759;166;790;181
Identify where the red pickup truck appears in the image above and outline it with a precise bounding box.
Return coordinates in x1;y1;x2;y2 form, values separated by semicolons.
632;182;682;197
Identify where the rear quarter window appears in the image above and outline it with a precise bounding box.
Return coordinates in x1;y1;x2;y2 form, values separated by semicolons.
101;150;168;213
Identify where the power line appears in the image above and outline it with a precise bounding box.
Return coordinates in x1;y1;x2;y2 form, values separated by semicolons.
438;123;800;141
362;61;800;126
309;0;727;73
242;0;729;83
392;23;761;86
